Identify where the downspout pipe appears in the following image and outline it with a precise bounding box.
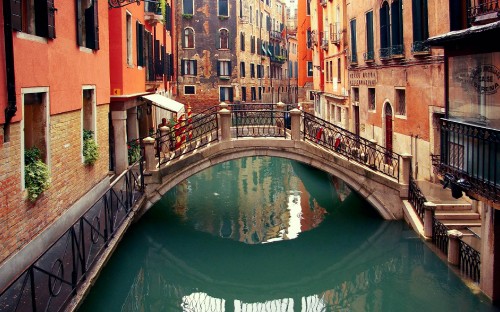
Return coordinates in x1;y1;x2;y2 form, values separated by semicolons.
3;0;17;134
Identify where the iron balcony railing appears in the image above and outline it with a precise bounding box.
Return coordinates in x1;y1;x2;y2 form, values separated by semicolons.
302;112;401;181
438;118;500;203
229;103;287;138
156;106;219;166
411;41;430;54
468;0;500;23
363;50;375;62
379;47;391;60
0;163;144;312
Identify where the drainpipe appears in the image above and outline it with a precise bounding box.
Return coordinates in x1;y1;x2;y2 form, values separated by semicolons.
3;0;17;138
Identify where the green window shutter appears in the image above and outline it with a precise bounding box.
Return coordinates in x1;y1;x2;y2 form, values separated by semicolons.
391;0;402;46
366;11;374;53
422;0;429;40
412;0;422;42
181;60;186;75
380;3;389;49
229;87;234;102
194;60;198;75
217;61;221;76
350;19;357;62
165;4;172;31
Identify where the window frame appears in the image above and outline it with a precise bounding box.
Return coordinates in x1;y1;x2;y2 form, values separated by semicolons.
184;85;196;95
218;0;229;17
219;86;234;102
183;27;195;49
395;87;406;117
183;0;194;14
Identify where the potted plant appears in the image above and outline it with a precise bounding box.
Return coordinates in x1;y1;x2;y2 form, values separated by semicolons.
83;129;99;165
25;147;50;202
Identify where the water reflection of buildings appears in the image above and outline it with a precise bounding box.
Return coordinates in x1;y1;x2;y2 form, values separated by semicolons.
169;158;331;244
121;257;404;312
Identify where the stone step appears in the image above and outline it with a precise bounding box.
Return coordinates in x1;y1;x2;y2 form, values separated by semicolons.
440;219;482;230
435;211;480;220
434;203;473;211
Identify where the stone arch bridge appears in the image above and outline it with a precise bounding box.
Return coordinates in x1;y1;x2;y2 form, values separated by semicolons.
136;103;411;220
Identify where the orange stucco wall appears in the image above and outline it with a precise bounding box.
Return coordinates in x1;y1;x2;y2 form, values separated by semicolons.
297;0;313;88
10;0;110;121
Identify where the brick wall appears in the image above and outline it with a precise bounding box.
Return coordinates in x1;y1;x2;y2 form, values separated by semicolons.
0;105;110;266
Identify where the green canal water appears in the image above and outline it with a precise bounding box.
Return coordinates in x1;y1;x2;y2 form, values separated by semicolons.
80;157;498;311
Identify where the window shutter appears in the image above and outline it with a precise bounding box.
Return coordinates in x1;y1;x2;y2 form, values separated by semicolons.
217;61;221;76
229;87;234;102
85;0;99;50
165;4;172;31
137;22;144;66
77;0;84;46
181;60;186;75
170;54;174;76
10;0;22;31
422;0;429;40
380;4;389;49
350;19;357;60
228;61;232;75
193;60;198;75
366;11;373;53
240;33;245;51
155;41;162;76
217;31;221;49
391;0;402;46
47;0;56;38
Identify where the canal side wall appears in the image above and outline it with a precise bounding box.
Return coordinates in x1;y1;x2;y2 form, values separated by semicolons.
0;106;110;291
142;139;406;220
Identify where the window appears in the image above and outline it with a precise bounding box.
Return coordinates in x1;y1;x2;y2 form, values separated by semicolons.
250;63;255;78
257;65;263;78
412;0;429;52
218;29;229;49
395;89;406;115
251;87;256;101
368;88;376;111
183;27;194;48
337;58;341;82
306;29;312;49
335;106;342;122
11;0;56;38
250;6;253;23
240;62;246;77
220;86;233;102
184;86;196;94
241;86;247;101
329;61;333;82
144;31;153;81
307;0;310;15
22;88;50;189
183;0;194;14
307;62;313;77
365;11;374;61
391;0;403;55
126;12;133;66
217;60;231;76
218;0;229;16
82;87;96;162
350;19;357;63
251;36;255;53
258;87;262;100
181;59;197;75
136;22;145;67
240;32;245;51
380;1;390;57
77;0;99;49
352;87;359;103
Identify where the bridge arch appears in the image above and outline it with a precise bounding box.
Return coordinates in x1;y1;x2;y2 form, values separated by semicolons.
142;139;406;220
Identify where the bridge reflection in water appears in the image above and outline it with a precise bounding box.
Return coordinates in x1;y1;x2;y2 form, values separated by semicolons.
79;157;495;312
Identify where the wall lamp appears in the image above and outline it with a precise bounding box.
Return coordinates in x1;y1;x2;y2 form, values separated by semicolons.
109;0;158;9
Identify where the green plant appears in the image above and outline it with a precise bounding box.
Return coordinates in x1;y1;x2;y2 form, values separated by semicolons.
128;140;142;164
182;13;193;19
218;16;228;20
83;129;99;165
24;147;50;202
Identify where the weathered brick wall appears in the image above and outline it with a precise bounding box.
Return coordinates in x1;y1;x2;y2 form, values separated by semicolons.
0;105;109;266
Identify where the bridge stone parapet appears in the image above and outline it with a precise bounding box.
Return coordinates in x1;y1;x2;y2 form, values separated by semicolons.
141;137;408;220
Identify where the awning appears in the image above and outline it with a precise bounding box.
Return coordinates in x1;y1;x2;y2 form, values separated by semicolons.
141;94;185;114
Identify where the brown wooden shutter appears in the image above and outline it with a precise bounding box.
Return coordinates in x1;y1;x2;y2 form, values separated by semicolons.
47;0;56;38
91;0;100;49
76;0;83;46
10;0;22;32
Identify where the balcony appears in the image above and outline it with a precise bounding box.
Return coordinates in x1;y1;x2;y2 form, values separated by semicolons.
363;51;374;62
270;30;282;41
435;118;500;203
378;45;405;60
411;41;431;55
468;0;500;25
379;47;391;60
321;39;328;50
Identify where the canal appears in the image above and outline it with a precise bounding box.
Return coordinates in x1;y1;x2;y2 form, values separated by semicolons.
79;157;497;311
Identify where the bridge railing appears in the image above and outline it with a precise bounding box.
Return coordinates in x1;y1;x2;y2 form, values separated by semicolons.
302;112;401;181
228;103;288;138
156;106;219;166
0;162;144;312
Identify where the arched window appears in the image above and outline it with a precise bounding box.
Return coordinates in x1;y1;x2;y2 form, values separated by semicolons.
218;29;229;49
183;27;194;48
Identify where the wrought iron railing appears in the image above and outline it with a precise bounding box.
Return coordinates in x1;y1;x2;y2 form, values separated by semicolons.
408;177;427;222
468;0;500;22
0;163;144;312
229;103;287;138
438;118;500;204
459;239;481;283
379;47;391;59
391;44;405;57
363;50;375;62
156;106;219;166
302;112;401;181
432;217;449;255
411;41;430;54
